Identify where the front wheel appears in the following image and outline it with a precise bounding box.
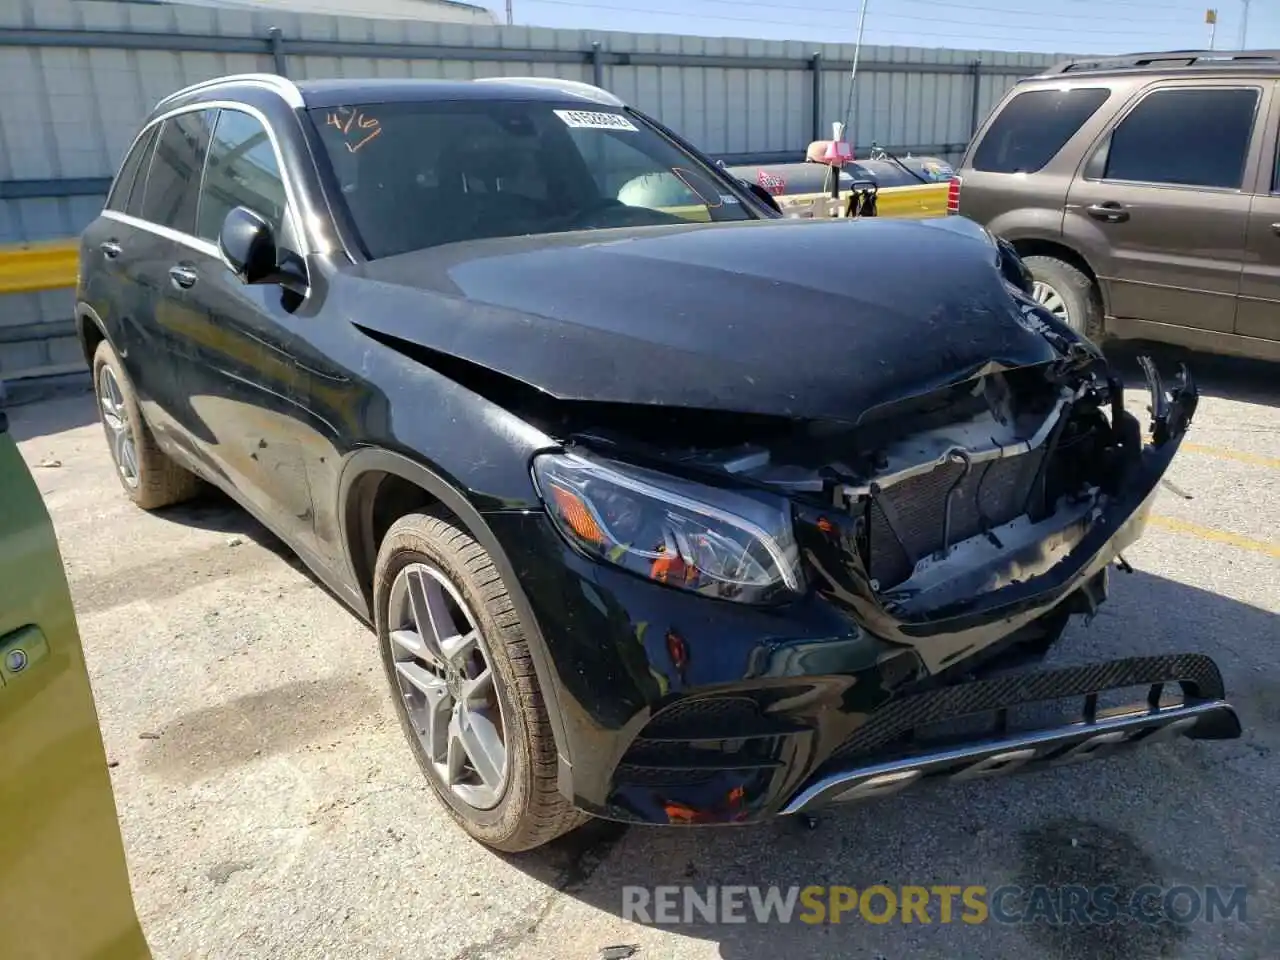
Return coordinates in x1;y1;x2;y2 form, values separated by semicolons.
373;510;585;852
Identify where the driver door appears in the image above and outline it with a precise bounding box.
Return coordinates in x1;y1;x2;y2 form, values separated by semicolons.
164;107;317;550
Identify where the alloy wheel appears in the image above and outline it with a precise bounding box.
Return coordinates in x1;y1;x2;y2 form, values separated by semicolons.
1031;280;1071;325
387;562;509;810
98;365;139;489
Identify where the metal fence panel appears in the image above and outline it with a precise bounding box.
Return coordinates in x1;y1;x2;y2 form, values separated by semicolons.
0;0;1073;379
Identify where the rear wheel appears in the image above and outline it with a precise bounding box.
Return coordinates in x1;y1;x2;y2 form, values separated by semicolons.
373;510;585;852
92;340;201;509
1022;255;1105;343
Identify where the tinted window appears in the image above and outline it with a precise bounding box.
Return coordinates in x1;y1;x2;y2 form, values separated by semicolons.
973;88;1111;174
1104;88;1258;189
309;99;752;260
198;110;288;241
140;110;214;233
106;127;156;214
1274;128;1280;193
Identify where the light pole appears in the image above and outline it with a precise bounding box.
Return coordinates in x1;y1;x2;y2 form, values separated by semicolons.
841;0;870;135
1240;0;1251;48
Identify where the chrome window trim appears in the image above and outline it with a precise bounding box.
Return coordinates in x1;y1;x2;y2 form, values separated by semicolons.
108;100;312;255
101;209;221;259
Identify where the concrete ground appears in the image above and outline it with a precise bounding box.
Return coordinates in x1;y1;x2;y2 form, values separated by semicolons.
9;350;1279;960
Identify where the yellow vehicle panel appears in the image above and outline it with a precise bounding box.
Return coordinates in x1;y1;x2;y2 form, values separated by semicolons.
0;418;150;960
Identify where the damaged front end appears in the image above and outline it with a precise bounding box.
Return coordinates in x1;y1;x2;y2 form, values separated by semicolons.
523;325;1242;825
562;337;1199;638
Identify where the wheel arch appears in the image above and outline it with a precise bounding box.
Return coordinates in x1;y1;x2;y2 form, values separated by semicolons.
74;302;110;368
337;447;574;793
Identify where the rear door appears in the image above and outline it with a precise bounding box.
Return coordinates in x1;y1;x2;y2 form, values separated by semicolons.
80;125;176;419
1064;81;1268;334
107;109;219;450
0;396;151;960
1238;80;1280;342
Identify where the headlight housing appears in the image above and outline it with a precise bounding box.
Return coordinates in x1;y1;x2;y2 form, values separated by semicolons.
532;451;803;604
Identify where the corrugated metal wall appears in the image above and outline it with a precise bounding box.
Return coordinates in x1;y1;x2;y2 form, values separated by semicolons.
0;0;1071;380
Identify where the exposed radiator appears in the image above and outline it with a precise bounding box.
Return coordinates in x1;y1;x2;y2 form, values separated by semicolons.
867;449;1047;588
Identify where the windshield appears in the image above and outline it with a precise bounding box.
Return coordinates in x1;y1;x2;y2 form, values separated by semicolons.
309;99;754;259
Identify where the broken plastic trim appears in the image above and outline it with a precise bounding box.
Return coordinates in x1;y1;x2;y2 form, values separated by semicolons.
1140;356;1198;448
837;385;1079;502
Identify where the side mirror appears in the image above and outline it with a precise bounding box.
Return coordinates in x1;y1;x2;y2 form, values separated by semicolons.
219;206;305;290
742;180;782;214
219;206;276;283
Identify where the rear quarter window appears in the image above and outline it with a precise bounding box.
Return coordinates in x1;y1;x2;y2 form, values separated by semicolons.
105;126;157;215
972;87;1111;174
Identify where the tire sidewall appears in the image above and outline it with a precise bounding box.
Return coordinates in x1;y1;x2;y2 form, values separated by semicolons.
1024;256;1098;339
91;341;144;499
373;519;534;838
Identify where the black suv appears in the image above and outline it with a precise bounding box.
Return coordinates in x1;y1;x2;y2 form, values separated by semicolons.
77;73;1240;851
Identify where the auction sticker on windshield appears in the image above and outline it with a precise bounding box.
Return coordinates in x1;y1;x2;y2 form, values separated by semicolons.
555;109;639;131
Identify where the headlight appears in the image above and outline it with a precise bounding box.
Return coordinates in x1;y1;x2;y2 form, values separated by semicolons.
532;451;802;604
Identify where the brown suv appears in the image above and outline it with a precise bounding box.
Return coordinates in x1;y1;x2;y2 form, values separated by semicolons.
953;49;1280;363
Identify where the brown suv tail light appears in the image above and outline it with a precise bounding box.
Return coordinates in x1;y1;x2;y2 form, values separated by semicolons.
946;176;962;214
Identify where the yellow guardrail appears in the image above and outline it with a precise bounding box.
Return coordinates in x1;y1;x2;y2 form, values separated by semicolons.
0;184;948;297
774;181;950;220
0;240;78;296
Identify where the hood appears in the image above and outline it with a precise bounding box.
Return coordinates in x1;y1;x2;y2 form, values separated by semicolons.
339;216;1064;424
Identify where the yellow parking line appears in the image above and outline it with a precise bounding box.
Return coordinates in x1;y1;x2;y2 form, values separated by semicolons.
1148;515;1280;559
1143;434;1280;470
1179;442;1280;471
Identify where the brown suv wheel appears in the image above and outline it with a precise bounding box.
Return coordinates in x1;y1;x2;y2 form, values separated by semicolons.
1022;255;1104;343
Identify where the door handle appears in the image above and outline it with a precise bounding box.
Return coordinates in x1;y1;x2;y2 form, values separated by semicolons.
100;240;122;259
1086;202;1129;223
1270;222;1280;237
168;265;198;289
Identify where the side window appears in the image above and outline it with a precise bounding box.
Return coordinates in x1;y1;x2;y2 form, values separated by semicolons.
972;88;1111;174
1103;87;1259;190
1273;124;1280;193
105;126;156;214
139;109;215;234
197;109;288;242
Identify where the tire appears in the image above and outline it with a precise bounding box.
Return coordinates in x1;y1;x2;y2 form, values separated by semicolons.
373;509;586;852
92;340;202;510
1022;255;1105;343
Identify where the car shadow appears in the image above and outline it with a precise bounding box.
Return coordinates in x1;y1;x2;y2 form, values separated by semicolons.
4;387;98;441
150;488;359;616
500;568;1278;960
1104;342;1280;408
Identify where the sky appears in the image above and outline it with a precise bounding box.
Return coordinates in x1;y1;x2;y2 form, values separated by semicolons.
492;0;1280;56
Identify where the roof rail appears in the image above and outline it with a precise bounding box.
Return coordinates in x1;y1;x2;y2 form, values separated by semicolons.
473;76;625;107
155;73;304;110
1043;49;1280;75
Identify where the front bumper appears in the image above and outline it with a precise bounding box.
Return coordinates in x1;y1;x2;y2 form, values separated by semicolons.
780;653;1240;816
485;362;1240;824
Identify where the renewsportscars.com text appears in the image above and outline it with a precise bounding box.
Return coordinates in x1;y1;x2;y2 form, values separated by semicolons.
622;884;1249;926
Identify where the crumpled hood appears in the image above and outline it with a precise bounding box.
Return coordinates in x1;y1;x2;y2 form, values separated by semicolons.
339;216;1063;423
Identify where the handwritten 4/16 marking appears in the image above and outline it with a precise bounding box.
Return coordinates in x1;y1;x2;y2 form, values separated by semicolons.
326;108;382;153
